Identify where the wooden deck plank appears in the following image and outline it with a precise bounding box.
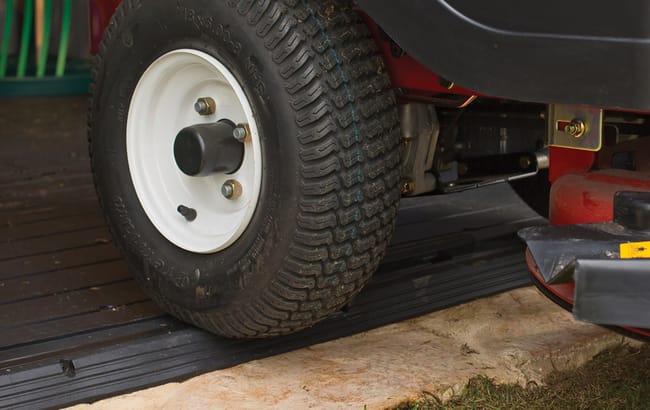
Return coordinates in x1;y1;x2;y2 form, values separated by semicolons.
0;96;163;352
0;280;150;328
0;226;113;260
0;259;130;304
0;244;121;280
0;167;91;186
0;178;95;201
0;300;163;349
0;212;106;241
0;192;99;226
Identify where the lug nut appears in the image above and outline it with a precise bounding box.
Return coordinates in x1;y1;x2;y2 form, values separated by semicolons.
194;97;216;116
232;123;250;142
221;183;234;199
221;179;242;200
177;205;197;221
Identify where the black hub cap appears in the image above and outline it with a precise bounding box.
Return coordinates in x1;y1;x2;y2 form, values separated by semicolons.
173;119;244;177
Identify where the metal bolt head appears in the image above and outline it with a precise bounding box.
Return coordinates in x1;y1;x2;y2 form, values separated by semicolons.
221;179;242;200
401;180;415;195
519;155;532;169
194;97;216;116
564;119;586;138
232;123;250;142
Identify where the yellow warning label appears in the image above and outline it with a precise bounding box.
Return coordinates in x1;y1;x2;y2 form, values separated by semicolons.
620;241;650;259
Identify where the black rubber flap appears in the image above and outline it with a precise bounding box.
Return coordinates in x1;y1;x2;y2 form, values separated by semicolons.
519;223;647;284
574;259;650;328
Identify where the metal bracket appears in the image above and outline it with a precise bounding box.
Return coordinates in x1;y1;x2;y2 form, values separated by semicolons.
547;104;603;151
399;103;439;196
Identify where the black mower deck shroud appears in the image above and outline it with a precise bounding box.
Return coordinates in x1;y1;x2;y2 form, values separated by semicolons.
358;0;650;111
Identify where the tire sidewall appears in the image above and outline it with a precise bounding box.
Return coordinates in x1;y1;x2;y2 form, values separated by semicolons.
91;0;300;311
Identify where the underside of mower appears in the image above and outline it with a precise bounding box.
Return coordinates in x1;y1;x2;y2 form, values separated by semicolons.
88;0;650;339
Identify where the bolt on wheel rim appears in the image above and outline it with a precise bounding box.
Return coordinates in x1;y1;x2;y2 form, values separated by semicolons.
127;49;262;253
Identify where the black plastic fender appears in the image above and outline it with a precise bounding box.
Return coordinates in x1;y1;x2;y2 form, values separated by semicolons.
356;0;650;110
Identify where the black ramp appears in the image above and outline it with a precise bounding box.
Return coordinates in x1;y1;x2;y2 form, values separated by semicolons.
0;96;545;409
0;186;543;409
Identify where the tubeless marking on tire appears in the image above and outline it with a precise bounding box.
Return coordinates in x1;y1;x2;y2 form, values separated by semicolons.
174;4;267;99
302;2;363;251
245;55;269;101
113;197;154;257
112;196;180;284
112;197;155;260
176;3;243;55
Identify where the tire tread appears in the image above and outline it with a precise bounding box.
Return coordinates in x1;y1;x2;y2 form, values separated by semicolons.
91;0;401;338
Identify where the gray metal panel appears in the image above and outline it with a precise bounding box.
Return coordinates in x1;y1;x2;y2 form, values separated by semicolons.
574;259;650;328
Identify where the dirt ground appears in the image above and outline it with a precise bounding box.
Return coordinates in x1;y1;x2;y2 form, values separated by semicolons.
69;286;636;409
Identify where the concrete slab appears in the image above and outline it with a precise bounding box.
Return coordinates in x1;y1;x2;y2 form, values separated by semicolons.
68;287;634;410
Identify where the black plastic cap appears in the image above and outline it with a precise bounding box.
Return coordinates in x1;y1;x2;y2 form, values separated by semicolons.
173;127;205;176
173;119;243;177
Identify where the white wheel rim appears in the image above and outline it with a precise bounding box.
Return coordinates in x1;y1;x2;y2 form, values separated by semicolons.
127;49;262;254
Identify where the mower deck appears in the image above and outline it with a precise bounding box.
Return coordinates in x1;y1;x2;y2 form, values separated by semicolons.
523;171;650;338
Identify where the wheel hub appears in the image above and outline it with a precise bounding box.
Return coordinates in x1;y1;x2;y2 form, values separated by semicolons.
173;119;244;177
126;49;263;254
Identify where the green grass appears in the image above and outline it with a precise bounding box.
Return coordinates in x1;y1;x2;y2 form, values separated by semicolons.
392;343;650;410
